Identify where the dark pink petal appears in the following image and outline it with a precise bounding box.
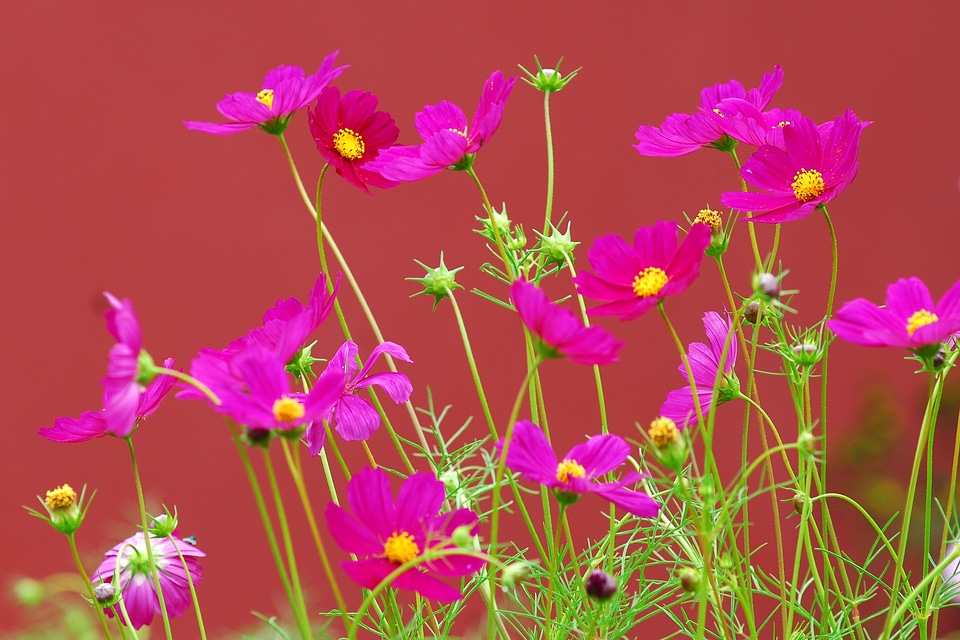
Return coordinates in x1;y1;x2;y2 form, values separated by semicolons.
585;233;645;286
739;145;796;192
214;93;275;124
103;293;142;351
700;78;746;107
499;420;559;486
369;145;441;181
592;482;660;518
702;312;737;373
743;200;820;224
886;278;935;321
745;65;784;110
346;467;396;537
685;342;720;386
39;411;107;443
304;420;326;456
415;101;468;139
101;382;141;438
661;386;714;428
392;568;465;602
663;223;710;290
828;299;911;347
395;473;446;532
634;220;678;269
353;371;412;403
782;117;821;174
331;395;381;440
564;434;629;478
934;279;960;319
341;558;394;591
590;296;659;321
419;129;469;168
325;503;383;556
182;120;258;135
573;270;632;303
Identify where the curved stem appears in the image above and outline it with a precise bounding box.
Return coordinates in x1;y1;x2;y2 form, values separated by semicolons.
542;90;556;234
446;288;497;439
67;532;115;640
467;167;514;280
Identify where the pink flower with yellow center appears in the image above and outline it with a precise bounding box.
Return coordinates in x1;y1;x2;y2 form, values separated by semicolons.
325;467;484;602
308;87;400;193
184;52;347;136
573;220;711;321
498;420;660;517
828;277;960;353
720;110;870;223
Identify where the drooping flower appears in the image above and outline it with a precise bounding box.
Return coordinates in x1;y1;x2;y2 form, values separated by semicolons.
308;341;413;454
634;66;783;157
367;71;517;181
511;278;624;365
720;110;869;223
660;311;739;429
325;467;484;602
40;358;175;443
827;277;960;354
92;532;204;629
498;420;660;517
308;87;400;192
573;221;711;321
210;347;341;432
184;52;347;136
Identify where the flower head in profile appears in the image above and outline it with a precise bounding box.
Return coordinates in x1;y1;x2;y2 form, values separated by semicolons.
325;467;484;602
720;110;869;223
511;278;624;365
40;358;175;443
573;221;711;321
634;66;783;157
92;532;204;629
308;87;400;192
498;420;660;517
827;277;960;356
660;311;739;428
184;52;347;136
308;341;413;454
367;71;517;181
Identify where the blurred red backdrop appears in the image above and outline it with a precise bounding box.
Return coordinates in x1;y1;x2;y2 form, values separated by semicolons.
3;1;960;636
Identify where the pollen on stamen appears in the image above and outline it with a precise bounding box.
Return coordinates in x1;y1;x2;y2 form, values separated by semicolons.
384;531;420;564
556;459;586;483
791;168;825;203
447;128;469;139
333;127;365;161
906;309;939;336
694;208;723;232
272;397;305;423
632;267;669;298
256;89;275;111
44;484;77;510
648;417;679;448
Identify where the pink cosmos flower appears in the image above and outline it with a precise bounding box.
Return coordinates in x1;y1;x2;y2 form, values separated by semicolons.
720;110;869;223
180;274;338;403
660;312;738;428
325;467;484;602
308;87;400;193
708;100;806;149
499;420;660;517
573;221;711;321
366;71;517;181
827;277;960;352
40;358;175;443
511;278;624;365
92;532;204;629
307;341;413;454
211;347;341;432
184;52;347;136
634;66;783;157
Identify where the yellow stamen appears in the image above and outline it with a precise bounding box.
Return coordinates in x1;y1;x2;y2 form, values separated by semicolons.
45;484;76;510
384;531;420;564
255;89;275;111
906;309;939;336
632;267;669;298
648;417;679;448
778;120;791;127
791;168;825;203
555;459;586;483
272;397;305;423
448;128;469;139
694;208;722;232
333;127;365;161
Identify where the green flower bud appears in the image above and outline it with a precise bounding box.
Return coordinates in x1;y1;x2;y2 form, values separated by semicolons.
136;349;158;386
501;562;531;591
451;524;474;549
678;567;700;593
536;221;579;268
148;509;178;537
408;253;465;310
475;203;513;243
584;569;618;600
519;56;581;93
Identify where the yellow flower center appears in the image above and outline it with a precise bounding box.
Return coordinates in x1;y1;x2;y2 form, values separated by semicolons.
906;309;939;336
384;531;420;564
448;128;469;139
45;484;76;510
333;127;365;161
632;267;669;298
694;208;723;232
555;459;586;483
272;397;305;423
256;89;275;111
648;417;679;448
791;168;825;203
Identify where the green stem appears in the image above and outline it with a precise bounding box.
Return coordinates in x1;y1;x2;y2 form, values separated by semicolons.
467;166;515;280
168;535;206;640
67;532;115;640
930;371;960;636
728;148;762;271
446;288;497;439
541;89;556;234
544;505;567;640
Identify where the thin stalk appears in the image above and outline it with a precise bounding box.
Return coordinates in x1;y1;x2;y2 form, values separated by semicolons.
541;89;556;233
728;148;762;271
168;535;207;640
544;505;567;640
930;383;960;637
446;288;497;438
67;532;115;640
467;166;515;280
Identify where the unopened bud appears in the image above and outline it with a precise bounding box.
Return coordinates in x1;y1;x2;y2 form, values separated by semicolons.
93;582;116;604
584;570;618;600
934;348;947;370
756;273;780;299
678;567;700;593
743;300;761;324
793;493;807;515
501;562;530;591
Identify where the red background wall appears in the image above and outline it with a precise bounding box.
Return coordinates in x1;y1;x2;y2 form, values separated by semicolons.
3;1;960;635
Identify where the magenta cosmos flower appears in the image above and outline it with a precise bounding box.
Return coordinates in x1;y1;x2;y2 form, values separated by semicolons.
708;100;807;150
366;71;517;181
183;52;347;135
827;277;960;353
511;278;624;365
308;87;400;192
573;220;711;321
660;311;739;429
307;341;413;454
325;467;484;602
634;66;783;157
499;420;660;517
40;358;175;443
92;532;204;629
720;110;869;223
